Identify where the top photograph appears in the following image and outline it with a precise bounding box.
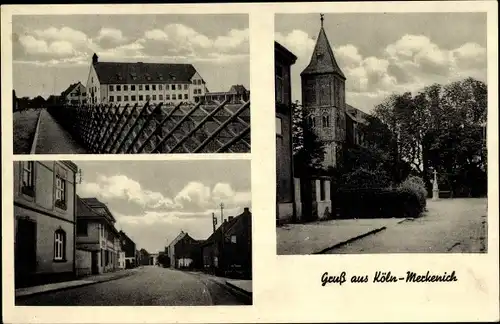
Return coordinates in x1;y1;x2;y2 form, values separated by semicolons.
12;14;250;155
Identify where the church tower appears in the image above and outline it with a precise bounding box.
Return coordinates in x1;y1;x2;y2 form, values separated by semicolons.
301;14;347;169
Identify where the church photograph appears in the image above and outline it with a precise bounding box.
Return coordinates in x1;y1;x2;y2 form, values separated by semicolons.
275;13;488;255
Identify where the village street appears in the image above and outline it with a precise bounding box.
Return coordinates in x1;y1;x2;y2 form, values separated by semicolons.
16;266;248;306
326;198;488;254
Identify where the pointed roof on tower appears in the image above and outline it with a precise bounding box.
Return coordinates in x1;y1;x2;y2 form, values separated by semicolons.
301;14;345;79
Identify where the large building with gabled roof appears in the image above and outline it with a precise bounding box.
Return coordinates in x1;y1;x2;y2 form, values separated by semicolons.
86;53;207;106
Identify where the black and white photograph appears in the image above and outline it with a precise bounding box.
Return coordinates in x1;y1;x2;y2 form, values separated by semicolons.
14;160;252;305
12;14;250;154
275;13;488;255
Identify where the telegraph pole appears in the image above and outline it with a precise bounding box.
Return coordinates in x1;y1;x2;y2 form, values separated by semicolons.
219;202;224;275
212;212;216;233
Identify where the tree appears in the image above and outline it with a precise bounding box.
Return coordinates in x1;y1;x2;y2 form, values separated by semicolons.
291;101;325;177
30;95;46;109
13;90;18;112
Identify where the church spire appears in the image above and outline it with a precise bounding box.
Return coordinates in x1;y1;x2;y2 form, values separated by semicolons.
300;14;345;79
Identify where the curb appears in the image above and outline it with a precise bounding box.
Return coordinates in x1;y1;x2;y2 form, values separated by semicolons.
15;271;136;300
29;109;43;154
313;226;388;254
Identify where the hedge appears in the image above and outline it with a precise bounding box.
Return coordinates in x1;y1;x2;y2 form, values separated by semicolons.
333;187;423;219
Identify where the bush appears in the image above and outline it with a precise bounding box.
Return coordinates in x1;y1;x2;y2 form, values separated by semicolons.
333;188;421;219
339;168;390;189
398;176;427;215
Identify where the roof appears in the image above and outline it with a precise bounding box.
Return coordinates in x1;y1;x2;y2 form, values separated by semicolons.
80;197;116;223
346;104;369;124
275;41;297;65
93;60;198;85
229;84;248;94
76;196;102;218
301;25;345;78
201;208;251;247
61;82;83;98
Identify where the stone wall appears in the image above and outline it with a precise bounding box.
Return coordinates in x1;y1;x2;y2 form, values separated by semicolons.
76;249;92;277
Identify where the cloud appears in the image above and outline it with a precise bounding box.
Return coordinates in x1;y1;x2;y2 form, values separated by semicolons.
275;30;487;111
79;174;176;210
15;23;249;66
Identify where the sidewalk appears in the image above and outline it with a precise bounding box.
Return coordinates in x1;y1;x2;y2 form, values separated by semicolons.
187;271;252;296
34;109;87;154
277;218;405;255
15;268;138;298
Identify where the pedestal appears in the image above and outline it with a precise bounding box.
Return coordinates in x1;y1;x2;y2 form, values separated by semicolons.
432;188;439;201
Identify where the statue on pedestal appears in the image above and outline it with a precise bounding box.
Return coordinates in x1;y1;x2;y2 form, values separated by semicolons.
432;169;439;201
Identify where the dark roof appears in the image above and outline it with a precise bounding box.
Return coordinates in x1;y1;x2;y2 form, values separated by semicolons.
301;26;345;78
201;208;251;247
275;41;297;65
76;196;102;218
229;84;248;94
346;104;369;124
80;197;116;222
93;61;198;85
60;82;82;98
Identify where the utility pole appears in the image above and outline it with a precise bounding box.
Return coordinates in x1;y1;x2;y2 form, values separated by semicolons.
212;212;216;233
219;202;224;275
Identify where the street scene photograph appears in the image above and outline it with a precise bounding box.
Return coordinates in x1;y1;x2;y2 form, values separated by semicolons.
275;12;488;255
12;14;250;154
14;159;252;305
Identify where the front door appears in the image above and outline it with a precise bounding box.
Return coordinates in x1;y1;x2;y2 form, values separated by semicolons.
15;218;37;286
91;251;99;274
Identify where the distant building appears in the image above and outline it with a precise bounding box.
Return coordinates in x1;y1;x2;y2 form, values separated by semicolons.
119;230;137;268
148;253;159;266
196;85;250;104
201;207;252;279
86;53;207;106
46;95;61;106
61;82;87;105
138;249;150;266
166;231;203;269
14;161;78;287
275;41;298;223
76;197;120;274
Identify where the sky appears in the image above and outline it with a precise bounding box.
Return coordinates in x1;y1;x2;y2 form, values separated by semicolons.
74;160;251;254
275;13;487;113
12;14;249;98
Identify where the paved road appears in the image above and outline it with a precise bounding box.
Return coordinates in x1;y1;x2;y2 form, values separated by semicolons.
327;198;488;254
16;266;245;306
35;109;87;154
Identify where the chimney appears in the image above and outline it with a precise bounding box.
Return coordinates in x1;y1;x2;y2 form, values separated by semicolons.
228;216;234;221
92;53;98;65
244;207;250;213
223;219;227;224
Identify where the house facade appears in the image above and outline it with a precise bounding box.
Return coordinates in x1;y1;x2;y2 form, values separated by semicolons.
14;161;78;287
196;85;250;104
275;41;299;223
201;207;252;279
168;232;203;269
76;197;120;274
86;53;207;106
139;249;150;266
119;230;137;268
61;82;87;105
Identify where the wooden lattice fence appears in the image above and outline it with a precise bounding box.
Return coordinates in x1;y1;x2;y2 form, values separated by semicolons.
47;100;251;153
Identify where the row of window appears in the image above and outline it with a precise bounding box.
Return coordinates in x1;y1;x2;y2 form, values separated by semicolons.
109;93;189;102
21;162;67;207
109;84;193;92
310;115;331;128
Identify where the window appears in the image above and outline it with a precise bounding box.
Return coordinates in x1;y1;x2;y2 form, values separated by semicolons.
320;179;326;201
159;85;162;90
124;85;128;91
22;161;35;196
172;85;176;90
117;96;122;102
131;85;135;91
82;92;86;97
117;85;121;91
166;94;170;100
192;80;196;85
275;65;284;104
276;117;283;136
152;85;156;91
184;84;188;90
139;85;143;91
184;94;188;100
131;95;136;101
109;96;114;102
166;84;170;90
139;95;143;101
54;229;66;261
55;175;66;209
231;235;237;244
109;85;114;91
145;85;150;91
124;95;129;102
159;94;163;100
172;94;176;100
310;115;316;128
322;115;330;128
77;220;88;236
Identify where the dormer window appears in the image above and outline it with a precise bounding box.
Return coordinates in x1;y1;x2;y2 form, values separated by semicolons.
130;72;137;80
158;73;163;80
116;73;123;81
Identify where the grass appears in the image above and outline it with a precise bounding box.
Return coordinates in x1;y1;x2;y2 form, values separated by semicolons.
13;109;41;154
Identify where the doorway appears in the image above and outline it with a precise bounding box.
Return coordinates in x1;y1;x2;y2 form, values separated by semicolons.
91;251;99;274
15;218;37;286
